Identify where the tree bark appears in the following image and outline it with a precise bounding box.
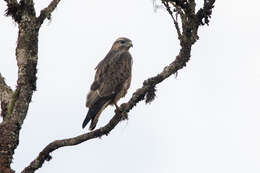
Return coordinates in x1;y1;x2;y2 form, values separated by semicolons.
0;14;39;173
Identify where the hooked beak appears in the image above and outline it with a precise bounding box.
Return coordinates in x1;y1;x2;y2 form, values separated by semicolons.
128;41;133;48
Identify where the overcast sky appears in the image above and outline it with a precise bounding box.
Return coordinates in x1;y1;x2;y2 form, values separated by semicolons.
0;0;260;173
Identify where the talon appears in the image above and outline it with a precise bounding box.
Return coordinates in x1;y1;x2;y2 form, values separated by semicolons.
114;103;121;114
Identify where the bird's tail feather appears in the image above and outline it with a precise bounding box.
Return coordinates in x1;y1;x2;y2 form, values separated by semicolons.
82;113;92;129
82;96;111;129
89;100;110;130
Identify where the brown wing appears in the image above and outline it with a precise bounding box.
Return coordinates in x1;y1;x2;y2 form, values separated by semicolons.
85;50;116;107
94;50;132;97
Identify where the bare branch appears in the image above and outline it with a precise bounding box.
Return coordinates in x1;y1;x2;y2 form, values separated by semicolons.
21;112;123;173
36;0;61;26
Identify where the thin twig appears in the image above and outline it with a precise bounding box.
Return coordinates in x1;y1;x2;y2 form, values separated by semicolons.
162;1;182;39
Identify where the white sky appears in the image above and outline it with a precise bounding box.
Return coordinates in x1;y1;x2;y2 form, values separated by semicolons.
0;0;260;173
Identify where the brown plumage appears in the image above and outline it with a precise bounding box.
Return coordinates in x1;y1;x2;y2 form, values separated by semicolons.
82;37;133;130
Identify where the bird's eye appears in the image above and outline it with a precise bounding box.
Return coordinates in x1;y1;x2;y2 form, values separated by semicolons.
119;40;125;44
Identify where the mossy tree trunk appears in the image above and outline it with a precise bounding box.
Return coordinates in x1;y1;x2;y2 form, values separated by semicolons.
0;1;61;172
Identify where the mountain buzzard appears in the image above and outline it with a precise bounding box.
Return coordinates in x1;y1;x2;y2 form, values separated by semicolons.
82;37;133;130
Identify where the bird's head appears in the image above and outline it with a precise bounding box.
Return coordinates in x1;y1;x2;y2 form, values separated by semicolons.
112;37;133;51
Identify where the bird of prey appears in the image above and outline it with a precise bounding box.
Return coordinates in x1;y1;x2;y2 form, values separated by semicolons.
82;37;133;130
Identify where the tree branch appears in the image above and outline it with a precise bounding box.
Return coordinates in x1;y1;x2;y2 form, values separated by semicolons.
36;0;61;26
22;1;215;172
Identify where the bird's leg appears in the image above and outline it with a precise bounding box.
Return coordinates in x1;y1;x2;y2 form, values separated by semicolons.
114;103;128;120
114;103;120;113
